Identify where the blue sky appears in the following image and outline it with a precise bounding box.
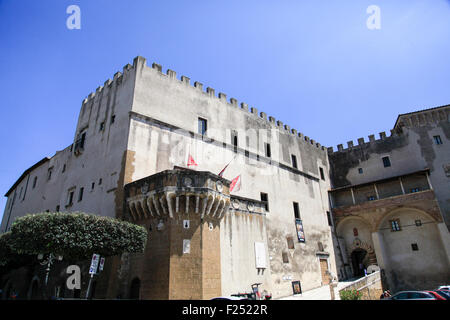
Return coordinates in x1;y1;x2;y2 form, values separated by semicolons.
1;0;450;221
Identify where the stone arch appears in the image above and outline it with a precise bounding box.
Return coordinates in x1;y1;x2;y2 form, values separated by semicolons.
129;277;141;300
335;215;373;236
27;276;42;300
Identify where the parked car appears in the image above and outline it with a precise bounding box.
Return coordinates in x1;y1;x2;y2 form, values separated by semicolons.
424;291;447;300
433;290;450;300
386;291;438;300
437;285;450;291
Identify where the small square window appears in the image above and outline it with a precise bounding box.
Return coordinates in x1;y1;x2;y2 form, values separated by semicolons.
411;243;419;251
319;167;325;180
326;211;333;226
232;132;238;153
382;156;391;168
293;202;300;219
47;168;53;181
368;195;376;201
67;190;75;206
287;236;295;249
291;155;298;169
265;143;271;158
198;118;207;136
410;188;420;193
260;193;269;211
78;187;84;202
282;252;289;263
433;135;443;145
415;220;422;227
358;168;363;174
390;219;401;232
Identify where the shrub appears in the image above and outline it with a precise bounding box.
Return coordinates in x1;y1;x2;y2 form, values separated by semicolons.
340;289;363;300
7;212;147;261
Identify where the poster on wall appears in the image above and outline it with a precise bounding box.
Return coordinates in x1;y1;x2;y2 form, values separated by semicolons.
292;281;302;295
295;219;305;242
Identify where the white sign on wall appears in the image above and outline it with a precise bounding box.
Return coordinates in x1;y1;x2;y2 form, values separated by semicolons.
183;239;191;254
254;242;267;269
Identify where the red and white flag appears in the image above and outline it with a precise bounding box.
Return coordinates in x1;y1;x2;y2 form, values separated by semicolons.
187;154;198;167
218;154;237;177
230;175;241;193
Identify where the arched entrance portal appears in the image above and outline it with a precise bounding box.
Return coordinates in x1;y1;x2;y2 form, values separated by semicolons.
129;278;141;300
30;280;40;300
351;248;367;277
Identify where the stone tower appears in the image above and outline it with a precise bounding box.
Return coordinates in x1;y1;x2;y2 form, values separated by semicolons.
124;168;231;299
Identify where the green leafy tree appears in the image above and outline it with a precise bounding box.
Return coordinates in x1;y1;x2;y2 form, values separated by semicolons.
6;212;147;261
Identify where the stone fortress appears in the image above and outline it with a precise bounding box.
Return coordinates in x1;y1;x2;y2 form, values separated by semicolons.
1;56;449;299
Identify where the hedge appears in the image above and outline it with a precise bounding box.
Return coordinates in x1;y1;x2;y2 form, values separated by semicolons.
6;212;147;261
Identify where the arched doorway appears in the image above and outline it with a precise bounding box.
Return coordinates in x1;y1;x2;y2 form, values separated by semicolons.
351;248;367;277
129;278;141;300
30;280;40;300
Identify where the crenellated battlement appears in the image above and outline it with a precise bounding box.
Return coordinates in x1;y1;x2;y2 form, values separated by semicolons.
327;129;402;154
80;56;327;152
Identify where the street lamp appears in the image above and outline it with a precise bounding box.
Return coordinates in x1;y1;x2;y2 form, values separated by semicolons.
38;253;63;298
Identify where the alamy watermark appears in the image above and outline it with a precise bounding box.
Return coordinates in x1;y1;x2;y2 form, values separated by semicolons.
66;5;81;30
366;5;381;30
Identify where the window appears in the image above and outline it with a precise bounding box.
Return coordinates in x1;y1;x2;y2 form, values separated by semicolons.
67;190;75;206
111;114;116;124
368;195;376;201
382;156;391;168
260;193;269;211
198;118;207;136
74;132;86;155
78;187;84;202
99;178;102;185
433;135;443;145
56;205;60;212
319;167;325;180
317;242;324;252
91;182;95;190
358;168;363;174
392;292;409;300
410;188;420;193
232;131;238;153
62;164;66;173
287;236;295;249
32;176;37;189
326;211;332;226
265;143;271;158
282;252;289;263
293;202;300;219
411;243;419;251
47;168;53;181
415;220;422;227
291;155;298;169
99;121;105;131
353;228;358;236
390;219;401;232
